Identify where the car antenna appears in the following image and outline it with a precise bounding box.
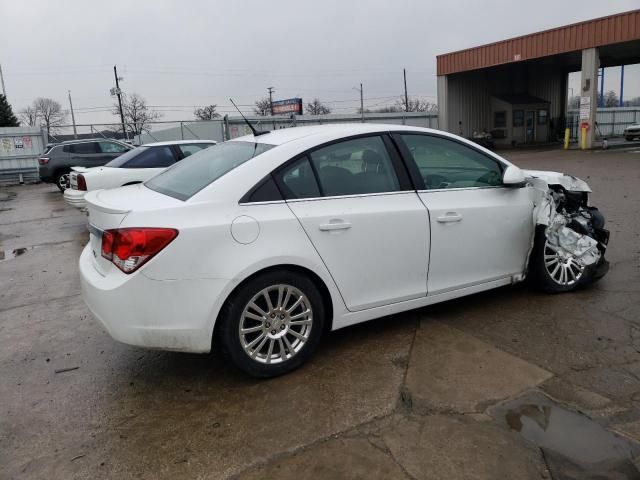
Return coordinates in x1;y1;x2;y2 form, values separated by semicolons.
229;98;269;136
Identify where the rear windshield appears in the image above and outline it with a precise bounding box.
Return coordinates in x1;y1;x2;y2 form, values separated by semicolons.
145;141;275;200
105;146;147;167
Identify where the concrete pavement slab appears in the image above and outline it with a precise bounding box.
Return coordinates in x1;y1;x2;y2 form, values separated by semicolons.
405;322;552;413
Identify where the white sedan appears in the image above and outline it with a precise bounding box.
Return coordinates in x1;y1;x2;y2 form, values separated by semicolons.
79;124;609;377
64;140;216;209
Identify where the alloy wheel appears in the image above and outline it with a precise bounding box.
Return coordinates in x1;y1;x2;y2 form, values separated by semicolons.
238;284;313;364
544;240;585;286
58;173;70;190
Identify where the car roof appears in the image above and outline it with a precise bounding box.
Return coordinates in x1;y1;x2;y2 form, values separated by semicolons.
141;140;217;147
230;123;439;146
59;138;128;145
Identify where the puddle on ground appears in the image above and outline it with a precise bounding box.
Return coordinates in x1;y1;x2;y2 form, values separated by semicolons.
489;391;640;479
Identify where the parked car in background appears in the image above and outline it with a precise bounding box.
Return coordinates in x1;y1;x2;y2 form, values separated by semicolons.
64;140;216;210
38;139;133;192
79;124;610;378
623;124;640;141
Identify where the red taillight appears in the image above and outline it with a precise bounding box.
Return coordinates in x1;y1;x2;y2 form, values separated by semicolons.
38;157;50;165
101;228;178;274
76;174;87;191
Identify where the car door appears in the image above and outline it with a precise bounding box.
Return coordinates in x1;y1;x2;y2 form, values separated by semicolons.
276;135;430;312
394;133;534;295
69;141;102;167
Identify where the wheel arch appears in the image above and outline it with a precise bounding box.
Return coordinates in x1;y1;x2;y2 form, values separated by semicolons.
211;263;335;350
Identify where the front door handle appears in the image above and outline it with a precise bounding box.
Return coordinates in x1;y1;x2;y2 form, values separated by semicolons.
437;213;462;223
319;220;352;231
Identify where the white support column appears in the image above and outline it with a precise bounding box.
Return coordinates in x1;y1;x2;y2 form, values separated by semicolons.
437;75;448;132
580;48;600;149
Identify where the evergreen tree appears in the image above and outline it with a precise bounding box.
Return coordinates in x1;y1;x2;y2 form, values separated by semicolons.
0;94;19;127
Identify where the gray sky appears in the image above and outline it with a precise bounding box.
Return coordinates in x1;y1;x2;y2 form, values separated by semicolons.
1;0;639;127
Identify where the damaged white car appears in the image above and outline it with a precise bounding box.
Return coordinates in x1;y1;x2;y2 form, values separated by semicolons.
79;124;609;377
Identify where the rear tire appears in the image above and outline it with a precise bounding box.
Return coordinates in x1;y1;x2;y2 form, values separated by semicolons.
55;170;70;192
530;226;598;293
218;270;325;378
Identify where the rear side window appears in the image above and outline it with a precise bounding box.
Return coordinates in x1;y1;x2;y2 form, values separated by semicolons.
308;136;400;196
99;141;129;153
146;141;275;200
277;157;321;199
67;142;99;154
178;144;213;158
122;146;177;168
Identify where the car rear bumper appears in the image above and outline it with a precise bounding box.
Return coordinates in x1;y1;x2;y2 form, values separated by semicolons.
79;244;229;353
63;188;87;210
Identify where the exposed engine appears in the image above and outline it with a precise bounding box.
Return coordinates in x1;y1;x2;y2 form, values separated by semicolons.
545;185;609;267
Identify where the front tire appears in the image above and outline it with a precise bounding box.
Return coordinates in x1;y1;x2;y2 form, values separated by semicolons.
530;227;597;293
218;271;325;378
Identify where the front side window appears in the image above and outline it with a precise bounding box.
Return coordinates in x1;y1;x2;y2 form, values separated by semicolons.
307;136;400;197
400;134;503;190
99;141;129;153
146;141;274;200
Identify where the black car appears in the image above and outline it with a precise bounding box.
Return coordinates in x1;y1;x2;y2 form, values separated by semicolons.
38;139;133;191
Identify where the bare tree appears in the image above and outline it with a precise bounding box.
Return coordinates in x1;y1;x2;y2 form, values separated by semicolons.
306;98;331;115
114;93;162;136
397;97;438;113
603;90;619;108
194;104;220;120
568;95;580;109
33;97;66;132
19;105;39;126
254;97;271;116
623;96;640;107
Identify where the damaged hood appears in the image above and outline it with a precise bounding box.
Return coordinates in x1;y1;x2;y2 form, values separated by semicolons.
523;170;591;193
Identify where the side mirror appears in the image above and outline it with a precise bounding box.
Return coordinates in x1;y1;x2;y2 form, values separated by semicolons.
502;165;526;187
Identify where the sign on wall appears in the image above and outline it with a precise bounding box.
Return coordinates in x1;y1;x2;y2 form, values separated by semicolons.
272;98;303;115
579;96;591;120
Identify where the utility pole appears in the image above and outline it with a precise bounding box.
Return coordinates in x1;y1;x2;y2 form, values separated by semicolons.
68;90;77;139
359;83;364;122
267;86;275;129
0;64;6;97
267;87;275;115
113;65;127;140
620;64;625;107
403;69;409;112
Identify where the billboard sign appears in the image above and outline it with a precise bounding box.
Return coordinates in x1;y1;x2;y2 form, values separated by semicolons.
272;98;303;115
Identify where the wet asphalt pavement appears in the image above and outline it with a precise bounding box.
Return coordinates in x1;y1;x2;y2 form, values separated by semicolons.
1;146;640;479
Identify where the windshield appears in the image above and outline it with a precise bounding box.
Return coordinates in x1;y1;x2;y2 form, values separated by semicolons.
105;146;148;167
145;141;275;200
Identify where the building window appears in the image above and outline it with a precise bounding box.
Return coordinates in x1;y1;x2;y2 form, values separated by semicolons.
494;111;506;128
538;109;548;125
513;110;524;127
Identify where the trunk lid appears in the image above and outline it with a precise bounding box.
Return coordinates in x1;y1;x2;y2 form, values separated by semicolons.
85;184;181;275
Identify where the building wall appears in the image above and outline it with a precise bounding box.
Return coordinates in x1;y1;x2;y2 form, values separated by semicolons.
444;71;491;136
440;62;565;142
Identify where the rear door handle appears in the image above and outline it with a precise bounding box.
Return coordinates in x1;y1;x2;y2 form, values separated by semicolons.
319;220;352;231
437;213;462;223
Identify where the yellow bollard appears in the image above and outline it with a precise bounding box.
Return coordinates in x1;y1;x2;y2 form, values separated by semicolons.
581;127;587;150
564;128;570;150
